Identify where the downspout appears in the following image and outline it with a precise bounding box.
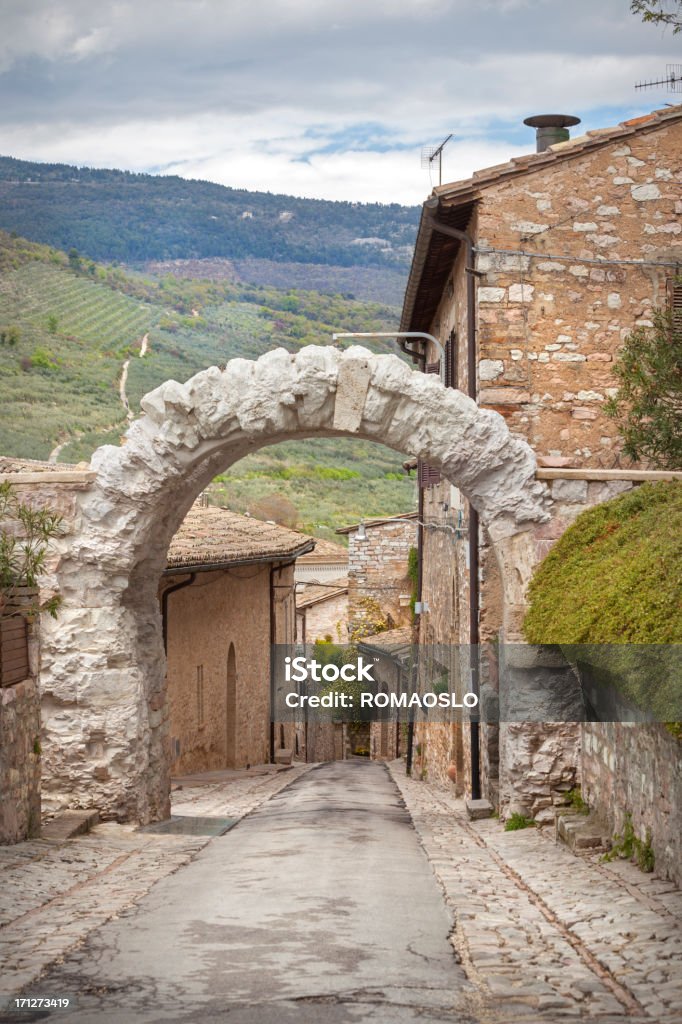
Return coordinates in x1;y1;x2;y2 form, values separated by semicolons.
269;564;277;764
269;558;299;763
422;200;481;800
161;574;196;654
407;479;424;778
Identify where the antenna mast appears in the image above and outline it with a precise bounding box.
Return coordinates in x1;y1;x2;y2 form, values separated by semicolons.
421;133;453;186
635;64;681;92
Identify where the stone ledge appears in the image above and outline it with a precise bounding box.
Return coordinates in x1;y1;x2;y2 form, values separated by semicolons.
41;809;100;842
555;808;608;852
536;468;682;481
0;471;97;485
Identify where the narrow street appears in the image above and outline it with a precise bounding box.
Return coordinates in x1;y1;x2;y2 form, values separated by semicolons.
2;760;680;1024
18;763;477;1023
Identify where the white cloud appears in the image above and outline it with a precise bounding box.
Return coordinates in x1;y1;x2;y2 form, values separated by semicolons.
0;0;678;203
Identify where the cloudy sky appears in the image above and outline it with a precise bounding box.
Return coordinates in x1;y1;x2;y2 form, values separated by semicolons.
0;0;679;204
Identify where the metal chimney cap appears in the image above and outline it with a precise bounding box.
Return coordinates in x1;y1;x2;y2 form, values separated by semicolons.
523;114;581;129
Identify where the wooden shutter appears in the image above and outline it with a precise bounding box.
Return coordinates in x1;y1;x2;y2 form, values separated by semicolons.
0;615;29;687
668;276;682;335
444;329;458;390
418;459;441;488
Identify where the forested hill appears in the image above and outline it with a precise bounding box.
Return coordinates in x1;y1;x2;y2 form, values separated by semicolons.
0;156;420;270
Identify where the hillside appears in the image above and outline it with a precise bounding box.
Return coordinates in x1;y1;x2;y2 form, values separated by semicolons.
0;231;414;536
0;157;419;284
524;482;682;721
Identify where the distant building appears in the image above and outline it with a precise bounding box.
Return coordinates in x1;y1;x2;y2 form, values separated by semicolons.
295;538;348;584
336;513;417;638
161;505;314;775
295;578;348;645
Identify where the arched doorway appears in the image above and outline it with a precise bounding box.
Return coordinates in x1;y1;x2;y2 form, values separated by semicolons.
39;345;551;822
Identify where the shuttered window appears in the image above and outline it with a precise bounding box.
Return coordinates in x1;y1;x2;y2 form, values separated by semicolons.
444;329;458;390
668;276;682;335
0;615;29;687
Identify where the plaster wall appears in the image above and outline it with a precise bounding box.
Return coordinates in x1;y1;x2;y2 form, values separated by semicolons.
163;566;272;775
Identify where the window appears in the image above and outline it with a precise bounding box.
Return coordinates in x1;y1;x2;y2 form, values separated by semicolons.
444;329;458;390
667;275;682;335
196;664;205;726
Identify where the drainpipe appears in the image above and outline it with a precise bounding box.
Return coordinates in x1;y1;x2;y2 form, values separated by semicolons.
269;558;298;764
422;199;481;800
331;332;444;381
269;564;277;764
161;574;196;654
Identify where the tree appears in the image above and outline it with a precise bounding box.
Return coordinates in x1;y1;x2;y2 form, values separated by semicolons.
631;0;682;32
0;482;62;621
248;493;299;529
604;308;682;469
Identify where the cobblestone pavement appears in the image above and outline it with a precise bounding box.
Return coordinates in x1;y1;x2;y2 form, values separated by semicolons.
388;762;682;1024
1;760;680;1023
0;764;312;1003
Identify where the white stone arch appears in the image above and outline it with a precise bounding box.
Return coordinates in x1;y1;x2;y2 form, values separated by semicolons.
40;346;552;822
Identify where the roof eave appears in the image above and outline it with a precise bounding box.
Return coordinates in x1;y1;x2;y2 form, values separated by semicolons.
164;538;316;575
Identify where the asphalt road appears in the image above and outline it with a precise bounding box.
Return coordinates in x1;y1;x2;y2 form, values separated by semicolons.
28;761;477;1023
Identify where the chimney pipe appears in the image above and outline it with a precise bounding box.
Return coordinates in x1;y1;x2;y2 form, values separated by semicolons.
523;114;581;152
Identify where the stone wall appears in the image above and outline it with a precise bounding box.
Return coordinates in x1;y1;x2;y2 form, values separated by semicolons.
416;470;680;821
346;519;416;635
473;129;681;464
582;723;682;886
0;609;41;843
0;675;41;842
296;590;348;644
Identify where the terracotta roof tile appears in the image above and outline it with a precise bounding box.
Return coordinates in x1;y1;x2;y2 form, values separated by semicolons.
297;539;348;564
296;577;349;609
336;511;418;535
166;506;315;571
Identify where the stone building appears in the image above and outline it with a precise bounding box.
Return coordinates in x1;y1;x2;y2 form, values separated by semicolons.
294;539;348;584
399;104;682;832
295;578;348;644
336;514;417;639
357;627;412;763
162;504;313;775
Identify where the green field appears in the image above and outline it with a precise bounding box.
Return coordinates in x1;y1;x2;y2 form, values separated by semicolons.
0;232;414;532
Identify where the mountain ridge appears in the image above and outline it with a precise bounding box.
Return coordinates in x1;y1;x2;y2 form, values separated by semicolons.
0;155;420;273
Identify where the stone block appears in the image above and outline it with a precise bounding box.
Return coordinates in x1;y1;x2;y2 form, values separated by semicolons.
42;809;100;841
466;798;494;820
551;479;588;503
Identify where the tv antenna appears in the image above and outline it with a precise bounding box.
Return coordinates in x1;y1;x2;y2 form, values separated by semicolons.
635;64;681;92
421;133;453;186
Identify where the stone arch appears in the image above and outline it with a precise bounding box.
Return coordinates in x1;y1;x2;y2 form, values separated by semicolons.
40;345;551;822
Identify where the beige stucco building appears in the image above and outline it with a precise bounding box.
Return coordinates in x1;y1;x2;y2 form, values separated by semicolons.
161;505;313;775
